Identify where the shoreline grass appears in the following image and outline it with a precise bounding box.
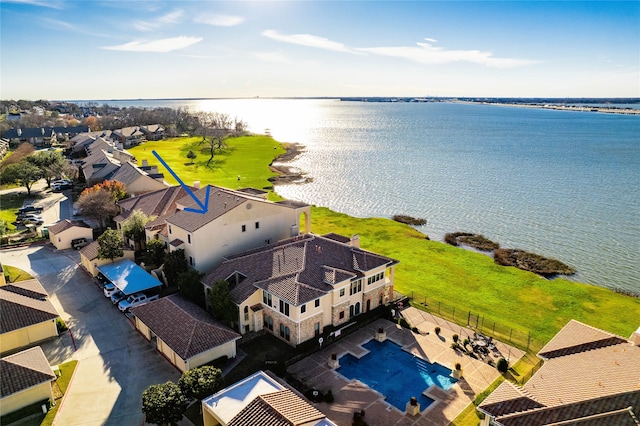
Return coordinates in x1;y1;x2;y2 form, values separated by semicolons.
131;137;640;344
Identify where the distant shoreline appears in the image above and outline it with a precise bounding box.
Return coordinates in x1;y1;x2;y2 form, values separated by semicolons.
455;100;640;115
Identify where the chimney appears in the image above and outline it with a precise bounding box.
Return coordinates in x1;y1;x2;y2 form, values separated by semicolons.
630;326;640;346
193;181;200;189
17;128;22;136
142;159;148;167
350;234;360;248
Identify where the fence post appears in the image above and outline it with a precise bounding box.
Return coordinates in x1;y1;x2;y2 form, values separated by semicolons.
467;311;471;326
509;328;513;342
411;291;414;300
424;295;426;306
492;322;496;335
438;302;441;314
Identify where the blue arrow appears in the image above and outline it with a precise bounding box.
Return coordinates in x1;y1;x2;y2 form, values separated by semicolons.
152;150;210;214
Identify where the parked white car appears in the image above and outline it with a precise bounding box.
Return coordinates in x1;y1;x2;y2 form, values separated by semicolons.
103;283;117;298
118;293;159;312
110;290;126;305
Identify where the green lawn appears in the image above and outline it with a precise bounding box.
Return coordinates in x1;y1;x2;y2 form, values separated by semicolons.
41;360;78;426
3;265;33;283
133;136;640;349
0;192;27;232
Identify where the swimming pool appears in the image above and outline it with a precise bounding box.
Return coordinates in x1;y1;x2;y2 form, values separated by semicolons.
336;339;457;412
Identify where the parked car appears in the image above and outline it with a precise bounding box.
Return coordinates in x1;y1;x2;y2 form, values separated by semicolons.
18;205;43;214
71;238;90;250
18;214;43;224
103;283;118;298
53;183;73;192
118;293;159;312
110;290;126;305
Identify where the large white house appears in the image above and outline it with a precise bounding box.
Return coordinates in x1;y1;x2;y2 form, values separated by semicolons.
201;233;398;346
164;185;311;274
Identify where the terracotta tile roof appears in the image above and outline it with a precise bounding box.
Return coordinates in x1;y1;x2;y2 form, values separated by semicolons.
495;390;640;426
169;239;184;247
48;219;91;235
229;389;326;426
538;319;627;360
0;347;55;397
79;240;100;261
116;185;192;228
201;234;397;306
130;295;240;360
0;279;48;300
0;279;60;333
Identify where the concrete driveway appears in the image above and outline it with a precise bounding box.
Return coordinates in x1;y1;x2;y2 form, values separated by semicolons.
1;245;181;425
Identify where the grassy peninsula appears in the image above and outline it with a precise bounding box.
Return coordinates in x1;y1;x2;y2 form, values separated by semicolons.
130;136;640;347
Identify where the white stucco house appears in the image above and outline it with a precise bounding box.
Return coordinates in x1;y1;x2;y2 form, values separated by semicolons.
47;220;93;250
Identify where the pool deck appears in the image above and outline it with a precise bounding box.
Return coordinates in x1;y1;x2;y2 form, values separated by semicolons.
288;307;525;426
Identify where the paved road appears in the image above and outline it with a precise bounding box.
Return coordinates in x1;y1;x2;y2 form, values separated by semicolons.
1;245;182;425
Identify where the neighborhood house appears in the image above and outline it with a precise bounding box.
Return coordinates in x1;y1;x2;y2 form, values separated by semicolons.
47;220;93;251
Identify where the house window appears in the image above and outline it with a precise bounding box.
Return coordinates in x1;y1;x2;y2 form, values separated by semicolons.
244;306;249;321
265;316;273;330
263;291;272;306
242;225;246;232
265;239;271;245
279;300;290;316
301;304;306;314
314;299;320;308
255;221;260;229
285;326;290;341
339;311;345;319
350;280;362;295
314;322;320;337
280;323;285;338
189;256;194;266
168;225;172;234
187;234;191;244
339;288;345;297
367;272;385;285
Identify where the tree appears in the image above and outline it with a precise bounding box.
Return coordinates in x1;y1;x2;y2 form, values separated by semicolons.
76;189;120;229
163;249;188;287
97;229;123;262
27;151;65;187
0;142;34;169
81;180;127;201
122;210;153;251
208;280;238;328
141;381;188;426
186;150;197;164
83;115;100;131
177;269;205;307
0;160;42;195
195;112;246;167
178;366;223;402
145;239;166;267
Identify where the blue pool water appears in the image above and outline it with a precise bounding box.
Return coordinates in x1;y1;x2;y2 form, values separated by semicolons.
336;339;457;411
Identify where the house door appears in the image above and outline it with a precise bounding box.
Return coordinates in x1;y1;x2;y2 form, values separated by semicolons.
366;299;371;312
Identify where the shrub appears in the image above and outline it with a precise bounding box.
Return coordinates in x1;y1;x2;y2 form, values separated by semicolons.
434;326;441;335
463;338;470;347
455;362;462;371
398;318;410;328
56;318;68;333
452;334;459;343
411;326;419;333
324;389;334;403
496;357;509;373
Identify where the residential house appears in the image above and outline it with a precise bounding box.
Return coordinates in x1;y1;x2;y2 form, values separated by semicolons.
139;124;165;141
0;279;60;354
165;185;311;274
109;161;167;197
80;149;122;186
2;128;56;147
478;320;640;425
79;240;135;277
48;220;93;250
0;346;56;416
201;233;398;346
51;125;89;142
111;126;144;147
71;130;112;156
202;370;337;426
131;295;241;372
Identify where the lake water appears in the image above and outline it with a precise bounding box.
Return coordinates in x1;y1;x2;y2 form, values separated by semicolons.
90;98;640;294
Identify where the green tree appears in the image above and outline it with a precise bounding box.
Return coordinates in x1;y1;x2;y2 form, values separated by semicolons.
163;249;188;287
97;229;123;263
141;381;188;426
177;269;205;307
186;150;197;164
77;188;120;229
122;210;153;251
195;112;246;167
27;151;65;188
178;366;223;402
208;280;238;328
0;160;42;195
145;239;166;267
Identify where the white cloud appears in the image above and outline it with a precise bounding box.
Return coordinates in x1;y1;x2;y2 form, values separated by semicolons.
262;29;361;54
194;14;245;27
358;41;539;68
102;36;203;53
3;0;64;9
424;37;438;43
134;9;184;32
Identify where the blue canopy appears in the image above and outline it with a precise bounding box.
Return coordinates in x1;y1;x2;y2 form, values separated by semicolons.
97;259;162;295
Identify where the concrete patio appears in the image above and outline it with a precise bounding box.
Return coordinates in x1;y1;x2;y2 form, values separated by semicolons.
288;308;525;426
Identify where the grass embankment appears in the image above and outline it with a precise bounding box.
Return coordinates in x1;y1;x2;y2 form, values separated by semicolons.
0;192;28;232
133;137;639;347
3;265;33;283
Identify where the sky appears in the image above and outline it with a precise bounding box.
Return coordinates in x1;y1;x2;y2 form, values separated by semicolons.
1;0;638;100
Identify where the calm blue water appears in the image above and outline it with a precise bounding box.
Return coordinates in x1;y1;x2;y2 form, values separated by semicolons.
337;339;455;411
83;99;640;294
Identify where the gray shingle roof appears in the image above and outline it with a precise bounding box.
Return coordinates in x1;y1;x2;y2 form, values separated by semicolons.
0;279;60;333
0;347;55;397
201;234;397;306
48;219;91;235
130;295;240;360
116;185;192;228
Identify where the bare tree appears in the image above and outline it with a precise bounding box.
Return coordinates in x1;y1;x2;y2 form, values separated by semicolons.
76;189;120;229
195;112;246;167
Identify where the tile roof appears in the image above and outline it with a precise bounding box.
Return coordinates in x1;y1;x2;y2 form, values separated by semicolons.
229;389;326;426
116;185;192;228
480;320;640;425
0;279;60;333
47;219;91;235
110;162;149;186
0;347;55;397
130;295;240;360
201;234;397;306
79;240;100;261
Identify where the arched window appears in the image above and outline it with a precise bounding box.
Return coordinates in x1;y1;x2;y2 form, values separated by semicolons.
285;326;290;341
280;323;285;338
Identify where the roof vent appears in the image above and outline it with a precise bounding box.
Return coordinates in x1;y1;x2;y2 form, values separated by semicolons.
193;181;200;189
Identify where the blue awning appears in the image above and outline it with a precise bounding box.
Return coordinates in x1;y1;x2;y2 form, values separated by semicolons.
97;259;162;295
